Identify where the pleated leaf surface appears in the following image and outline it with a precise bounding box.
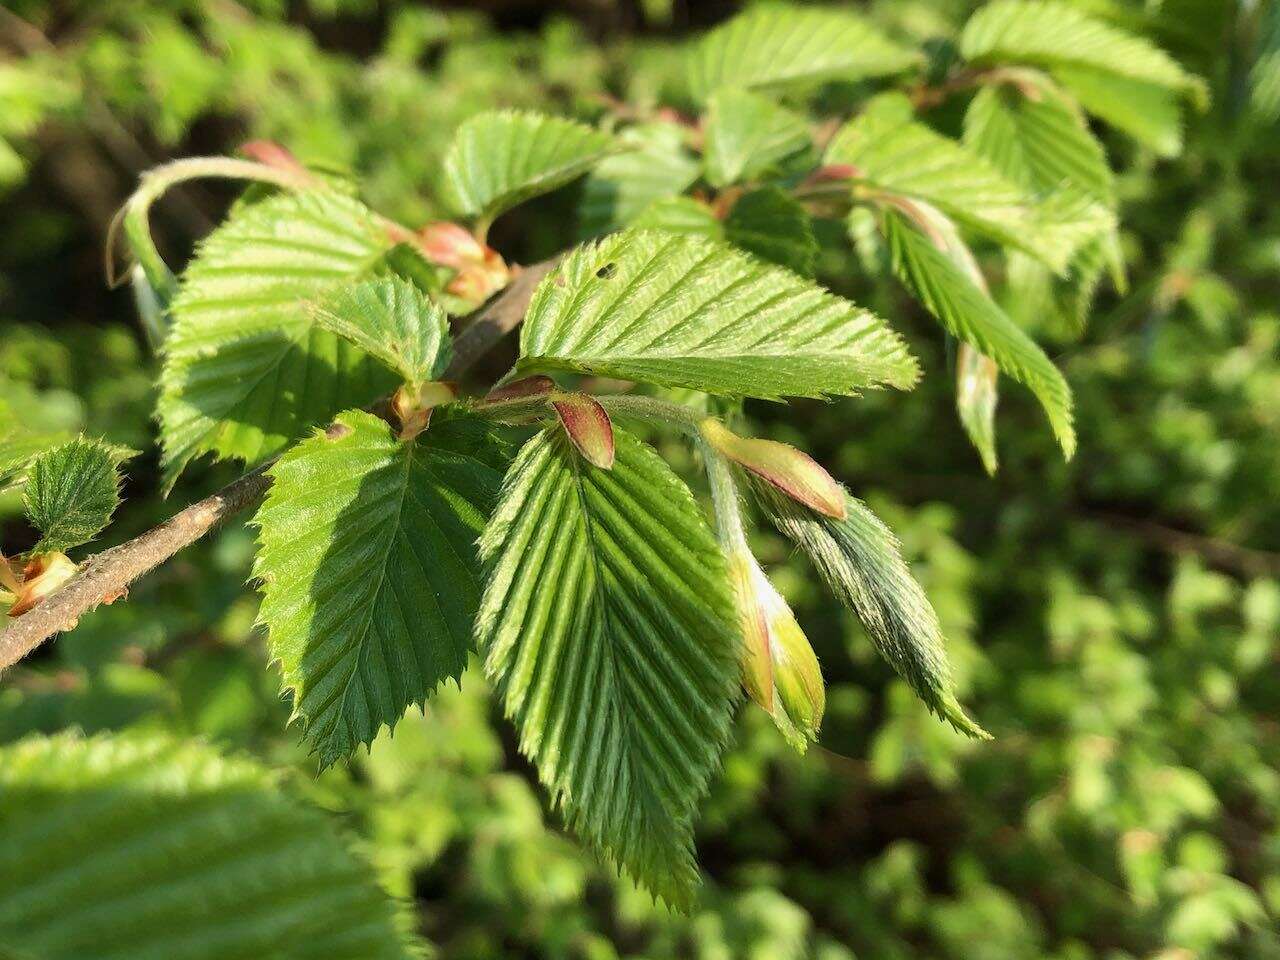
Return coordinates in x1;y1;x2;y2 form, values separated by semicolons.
518;229;917;399
253;409;505;767
478;427;740;908
0;731;421;960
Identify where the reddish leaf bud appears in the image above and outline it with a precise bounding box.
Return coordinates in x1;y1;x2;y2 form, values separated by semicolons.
552;393;615;469
478;376;556;407
701;420;846;520
418;221;488;269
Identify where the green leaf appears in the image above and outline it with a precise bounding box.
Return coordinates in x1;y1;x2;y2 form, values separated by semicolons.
956;343;1000;475
826;93;1075;271
750;481;987;739
963;83;1114;204
702;88;811;188
23;438;125;554
1251;0;1280;122
963;82;1119;333
578;123;701;238
253;409;505;767
883;208;1075;458
687;3;919;103
724;187;819;277
0;731;421;960
309;277;451;387
159;189;397;488
478;427;739;908
960;0;1205;101
1052;65;1184;157
630;196;724;239
441;110;618;226
518;229;917;399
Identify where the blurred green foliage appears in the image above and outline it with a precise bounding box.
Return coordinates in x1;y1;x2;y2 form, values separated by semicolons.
1;0;1279;956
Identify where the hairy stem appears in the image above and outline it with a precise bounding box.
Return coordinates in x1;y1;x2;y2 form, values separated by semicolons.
0;255;562;672
595;394;708;432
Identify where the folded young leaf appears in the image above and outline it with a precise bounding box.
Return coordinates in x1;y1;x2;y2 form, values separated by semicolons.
725;188;819;277
159;190;397;488
478;427;740;909
702;89;812;188
687;4;918;102
0;731;421;960
961;0;1205;102
578;123;701;238
826;93;1076;272
441;110;618;226
253;409;505;767
309;277;451;387
956;343;1000;476
518;229;917;399
883;209;1076;458
750;481;987;739
23;437;126;554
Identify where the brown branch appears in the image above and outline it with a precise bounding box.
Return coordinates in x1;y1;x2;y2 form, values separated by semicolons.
0;256;561;672
1082;509;1280;579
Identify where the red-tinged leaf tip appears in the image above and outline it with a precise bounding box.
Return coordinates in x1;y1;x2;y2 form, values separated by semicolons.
418;221;486;268
479;375;556;406
805;163;860;184
239;140;309;178
553;393;615;469
701;420;846;520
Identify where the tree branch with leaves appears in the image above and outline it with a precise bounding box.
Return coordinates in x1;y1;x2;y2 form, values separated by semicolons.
0;0;1202;918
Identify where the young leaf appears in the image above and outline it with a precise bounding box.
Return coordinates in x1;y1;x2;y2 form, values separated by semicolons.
750;481;987;740
963;83;1114;205
253;409;505;767
0;731;420;960
578;123;701;238
478;427;740;908
963;83;1119;335
441;110;618;226
702;89;811;188
687;4;918;102
883;209;1076;458
960;0;1205;101
724;187;819;277
159;190;397;487
23;438;125;554
1051;66;1185;157
518;229;917;399
826;93;1076;272
309;276;451;387
956;343;1000;475
1251;0;1280;122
